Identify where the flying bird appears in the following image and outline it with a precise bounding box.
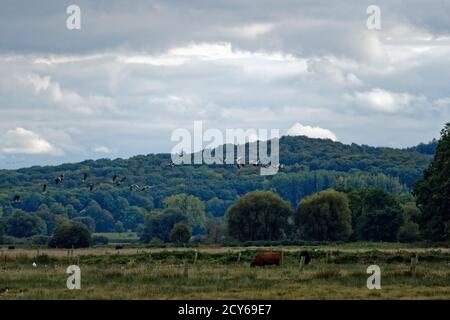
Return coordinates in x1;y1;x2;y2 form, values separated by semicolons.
83;173;88;182
55;174;64;185
116;176;126;186
112;174;117;183
129;184;140;191
236;157;245;169
249;160;261;167
140;185;153;191
88;183;95;191
42;184;47;194
272;163;285;170
11;195;20;205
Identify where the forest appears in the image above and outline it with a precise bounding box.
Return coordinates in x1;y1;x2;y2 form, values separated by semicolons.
0;134;439;246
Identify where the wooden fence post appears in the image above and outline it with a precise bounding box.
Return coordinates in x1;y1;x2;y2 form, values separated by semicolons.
410;257;417;276
183;261;189;278
299;256;306;273
194;249;198;265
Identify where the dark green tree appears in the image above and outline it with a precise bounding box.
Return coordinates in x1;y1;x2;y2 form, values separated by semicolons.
71;216;96;233
170;223;191;244
347;188;403;241
413;123;450;241
48;223;91;248
6;210;47;238
227;191;293;241
296;189;352;241
115;221;125;233
140;208;187;243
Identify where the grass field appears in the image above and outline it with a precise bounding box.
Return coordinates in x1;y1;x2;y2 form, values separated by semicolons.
0;246;449;300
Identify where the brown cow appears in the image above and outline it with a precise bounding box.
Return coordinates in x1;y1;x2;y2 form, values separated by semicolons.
250;252;282;267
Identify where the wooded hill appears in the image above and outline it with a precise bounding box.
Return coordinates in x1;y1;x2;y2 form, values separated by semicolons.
0;136;433;233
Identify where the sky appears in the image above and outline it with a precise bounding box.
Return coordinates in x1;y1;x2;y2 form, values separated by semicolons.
0;0;449;169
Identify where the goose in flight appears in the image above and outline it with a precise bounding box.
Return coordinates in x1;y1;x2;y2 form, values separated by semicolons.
249;160;261;167
129;184;140;191
88;183;95;191
140;185;153;191
55;174;64;184
112;174;117;183
83;173;88;182
235;157;245;169
116;176;126;186
11;195;20;205
272;163;285;170
42;184;47;194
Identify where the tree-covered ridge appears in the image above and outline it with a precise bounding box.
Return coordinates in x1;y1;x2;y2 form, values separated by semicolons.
0;136;432;237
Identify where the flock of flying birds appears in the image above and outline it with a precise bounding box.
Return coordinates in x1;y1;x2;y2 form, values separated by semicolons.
9;172;153;206
9;154;284;206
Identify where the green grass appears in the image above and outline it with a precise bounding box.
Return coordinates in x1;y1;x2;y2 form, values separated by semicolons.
0;248;449;300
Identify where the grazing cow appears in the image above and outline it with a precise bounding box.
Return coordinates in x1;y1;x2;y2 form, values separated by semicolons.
8;246;15;250
250;252;282;267
115;245;124;250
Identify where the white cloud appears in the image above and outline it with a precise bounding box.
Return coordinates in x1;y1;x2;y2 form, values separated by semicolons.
0;128;63;156
308;57;362;86
92;146;114;154
27;73;116;115
286;123;337;141
346;88;418;113
222;23;274;39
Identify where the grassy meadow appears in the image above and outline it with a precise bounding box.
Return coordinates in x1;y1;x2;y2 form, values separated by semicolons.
0;245;449;300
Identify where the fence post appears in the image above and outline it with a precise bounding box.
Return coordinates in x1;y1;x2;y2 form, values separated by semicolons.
237;252;241;264
299;256;306;273
194;249;198;265
183;261;189;278
410;257;417;276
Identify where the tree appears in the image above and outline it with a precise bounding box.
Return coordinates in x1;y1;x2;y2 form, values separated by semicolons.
397;220;421;242
84;200;115;232
355;207;403;241
170;223;191;244
71;216;96;233
227;191;293;241
140;208;188;243
296;189;352;241
164;194;206;233
115;221;125;234
206;218;228;243
123;206;145;231
413;123;450;241
347;188;403;241
36;204;56;236
0;219;4;244
48;223;91;248
6;210;47;238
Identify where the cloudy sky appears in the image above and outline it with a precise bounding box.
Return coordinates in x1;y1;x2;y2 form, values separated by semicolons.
0;0;449;169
